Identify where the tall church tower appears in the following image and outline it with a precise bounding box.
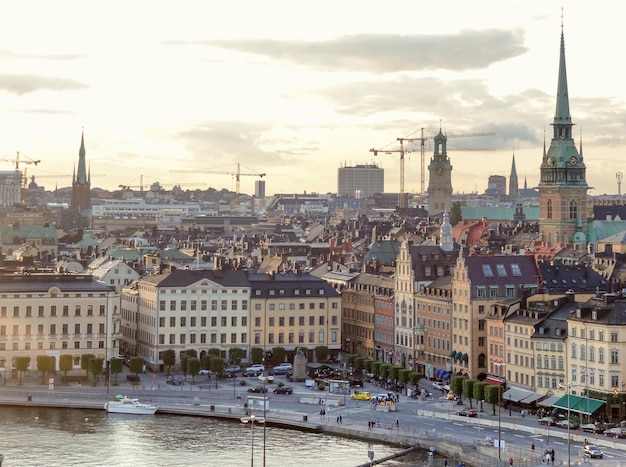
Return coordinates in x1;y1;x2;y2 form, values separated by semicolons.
427;130;453;216
509;153;519;199
71;131;92;213
538;23;588;246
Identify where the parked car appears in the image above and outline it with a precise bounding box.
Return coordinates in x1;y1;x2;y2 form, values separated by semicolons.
556;420;579;430
538;417;557;426
456;409;478;417
225;368;237;378
350;391;372;401
244;364;265;376
443;385;451;392
432;382;444;390
273;386;293;395
581;423;604;433
604;427;626;438
271;363;293;375
247;385;268;393
583;445;603;459
198;369;212;376
227;365;241;373
446;393;458;400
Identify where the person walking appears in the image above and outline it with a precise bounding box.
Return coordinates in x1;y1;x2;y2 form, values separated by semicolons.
509;457;513;466
550;449;555;465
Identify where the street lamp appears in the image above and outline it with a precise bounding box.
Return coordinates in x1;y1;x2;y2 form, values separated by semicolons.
258;375;269;467
240;414;261;467
559;382;578;467
494;362;506;465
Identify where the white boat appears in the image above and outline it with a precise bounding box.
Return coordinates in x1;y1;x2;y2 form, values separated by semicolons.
104;395;158;415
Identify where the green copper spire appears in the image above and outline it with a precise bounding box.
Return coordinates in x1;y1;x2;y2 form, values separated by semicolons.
553;25;572;128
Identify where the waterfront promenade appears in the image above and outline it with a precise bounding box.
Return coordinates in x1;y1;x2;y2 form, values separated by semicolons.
0;373;608;466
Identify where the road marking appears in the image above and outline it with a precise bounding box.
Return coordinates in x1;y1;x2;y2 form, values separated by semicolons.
513;434;526;438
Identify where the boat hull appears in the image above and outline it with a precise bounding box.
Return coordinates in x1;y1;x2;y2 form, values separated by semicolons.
104;398;158;415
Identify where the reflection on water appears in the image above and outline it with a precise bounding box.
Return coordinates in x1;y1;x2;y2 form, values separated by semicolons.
0;407;422;466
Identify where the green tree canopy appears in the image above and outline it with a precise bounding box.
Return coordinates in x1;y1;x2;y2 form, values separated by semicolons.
315;346;329;363
81;354;95;378
450;201;462;226
210;355;225;377
185;349;198;359
163;349;176;376
15;356;30;385
271;347;286;364
229;347;245;365
187;357;200;382
110;357;124;385
473;382;488;411
462;379;478;408
207;348;221;357
36;355;53;385
451;375;467;396
250;347;264;364
129;357;144;380
371;361;381;377
59;354;73;383
485;385;503;415
88;358;104;386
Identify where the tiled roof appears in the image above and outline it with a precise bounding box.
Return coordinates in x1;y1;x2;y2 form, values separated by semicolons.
248;272;340;298
0;274;114;292
142;269;250;288
464;255;539;293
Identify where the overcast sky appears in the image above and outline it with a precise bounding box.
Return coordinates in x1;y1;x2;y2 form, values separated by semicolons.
1;1;625;197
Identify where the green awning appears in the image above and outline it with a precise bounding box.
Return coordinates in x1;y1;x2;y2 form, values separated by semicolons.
553;395;605;414
450;351;457;359
462;353;469;362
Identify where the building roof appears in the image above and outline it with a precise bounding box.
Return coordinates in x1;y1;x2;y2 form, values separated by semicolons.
464;255;539;293
248;272;340;298
141;269;250;288
0;273;114;292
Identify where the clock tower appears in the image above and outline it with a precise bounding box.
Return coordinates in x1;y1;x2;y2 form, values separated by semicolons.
538;24;588;246
427;130;453;216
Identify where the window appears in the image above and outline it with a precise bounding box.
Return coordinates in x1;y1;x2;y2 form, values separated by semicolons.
255;317;261;327
269;317;275;327
569;200;578;220
170;317;176;327
511;264;522;276
231;317;237;327
611;349;619;364
221;317;227;327
482;265;494;277
496;264;506;276
231;333;237;344
611;332;618;342
547;199;553;219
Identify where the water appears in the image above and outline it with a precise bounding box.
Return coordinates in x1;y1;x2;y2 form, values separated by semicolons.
0;407;422;467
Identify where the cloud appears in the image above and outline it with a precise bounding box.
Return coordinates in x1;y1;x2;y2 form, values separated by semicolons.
0;74;88;95
202;29;527;72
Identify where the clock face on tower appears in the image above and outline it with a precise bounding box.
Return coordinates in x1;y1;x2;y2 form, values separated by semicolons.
546;157;553;166
435;166;444;176
569;156;577;165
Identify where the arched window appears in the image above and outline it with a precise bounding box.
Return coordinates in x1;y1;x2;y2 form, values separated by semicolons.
478;353;486;367
551;356;557;370
544;356;549;369
547;199;553;219
569;200;578;220
537;355;542;369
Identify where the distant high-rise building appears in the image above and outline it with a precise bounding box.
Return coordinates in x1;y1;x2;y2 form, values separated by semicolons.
337;164;384;198
486;175;507;197
0;171;22;206
71;131;91;213
255;180;266;198
509;154;519;199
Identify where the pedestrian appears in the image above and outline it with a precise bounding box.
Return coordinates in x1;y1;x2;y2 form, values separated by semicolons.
395;417;399;427
584;438;588;446
339;414;342;424
509;457;513;466
531;442;535;451
444;460;448;467
336;415;339;424
550;449;555;465
320;409;323;419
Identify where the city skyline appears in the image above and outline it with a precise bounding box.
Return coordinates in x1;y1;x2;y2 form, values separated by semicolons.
1;1;625;197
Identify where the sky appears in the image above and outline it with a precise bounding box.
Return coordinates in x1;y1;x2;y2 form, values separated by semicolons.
1;1;625;198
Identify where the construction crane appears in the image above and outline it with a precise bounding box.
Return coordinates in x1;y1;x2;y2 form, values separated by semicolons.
398;129;495;194
372;129;495;204
370;141;411;209
171;163;266;209
1;151;41;170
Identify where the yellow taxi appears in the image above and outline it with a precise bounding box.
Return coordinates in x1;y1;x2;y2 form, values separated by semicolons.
350;391;372;401
447;392;458;400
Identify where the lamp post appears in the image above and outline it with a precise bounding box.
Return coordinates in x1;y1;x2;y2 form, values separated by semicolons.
258;375;269;467
494;362;506;465
559;382;577;467
240;414;257;467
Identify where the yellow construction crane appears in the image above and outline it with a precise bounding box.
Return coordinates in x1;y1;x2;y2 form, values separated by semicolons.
370;142;412;209
171;163;265;207
372;129;495;203
1;151;40;170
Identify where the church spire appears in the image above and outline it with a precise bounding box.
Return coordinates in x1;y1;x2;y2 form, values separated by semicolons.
509;152;519;199
553;21;572;132
76;129;87;185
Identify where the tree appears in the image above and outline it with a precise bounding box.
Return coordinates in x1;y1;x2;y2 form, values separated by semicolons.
371;361;381;378
315;346;329;363
180;355;188;379
15;356;30;385
110;357;124;385
229;347;245;365
210;355;225;377
346;354;357;366
462;379;478;408
450;201;462;226
398;369;410;387
163;349;176;376
36;355;52;385
250;347;264;364
187;357;200;383
185;349;198;359
81;354;95;380
388;366;399;389
380;363;391;381
363;359;373;373
354;357;364;374
59;354;73;384
409;372;420;387
129;357;144;381
207;348;220;357
451;375;467;397
271;347;286;364
485;384;502;416
88;358;104;386
473;382;488;412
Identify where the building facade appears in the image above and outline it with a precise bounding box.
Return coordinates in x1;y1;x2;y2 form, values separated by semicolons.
337;164;384;199
0;273;120;378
